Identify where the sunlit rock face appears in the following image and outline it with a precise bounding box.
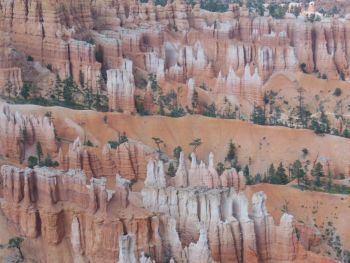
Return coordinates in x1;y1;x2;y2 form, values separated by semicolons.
0;149;337;263
0;102;57;162
0;1;344;263
107;59;136;113
2;0;350;110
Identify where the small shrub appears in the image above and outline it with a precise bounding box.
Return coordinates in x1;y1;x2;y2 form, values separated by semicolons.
302;148;309;156
84;140;94;147
46;64;53;71
216;162;225;175
28;156;38;168
27;55;34;62
167;162;176;177
39;156;59;168
333;88;342;97
300;63;307;73
173;146;182;161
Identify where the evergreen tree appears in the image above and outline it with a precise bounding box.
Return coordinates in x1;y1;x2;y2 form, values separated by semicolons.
291;160;305;186
203;103;217;117
149;74;159;92
4;80;13;97
327;164;333;191
319;106;330;134
82;85;94;109
167;162;176;177
243;165;254;185
63;77;78;105
20;82;31;99
311;162;324;187
53;74;64;100
268;163;276;182
173;146;182;161
251;105;266;125
28;156;38;168
192;90;199;109
225;140;237;167
276;162;289;184
94;91;108;112
343;129;350;138
216;162;225;175
152;137;164;153
189;138;202;152
8;237;24;260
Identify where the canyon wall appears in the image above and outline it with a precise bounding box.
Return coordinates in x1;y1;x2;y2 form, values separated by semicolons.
1;0;350;109
0;103;57;162
0;152;337;263
59;137;150;181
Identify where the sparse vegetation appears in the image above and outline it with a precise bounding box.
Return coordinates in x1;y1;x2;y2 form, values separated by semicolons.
216;162;225;175
333;88;342;97
108;133;129;149
203;103;217;118
173;146;183;161
189;138;202;152
251;105;266;125
200;0;229;12
268;3;287;19
8;237;24;260
167;162;176;176
152;137;165;153
225;140;238;169
39;155;59;168
28;156;38;169
311;162;324;187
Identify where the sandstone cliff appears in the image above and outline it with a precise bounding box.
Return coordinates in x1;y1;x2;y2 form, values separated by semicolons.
2;0;350;111
0;102;57;162
0;155;337;263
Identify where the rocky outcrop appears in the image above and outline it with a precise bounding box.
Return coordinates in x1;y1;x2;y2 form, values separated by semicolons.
141;153;335;263
107;59;136;113
0;34;23;93
0;165;161;263
2;0;350;111
170;152;245;190
60;138;150;181
0;154;337;263
0;102;57;161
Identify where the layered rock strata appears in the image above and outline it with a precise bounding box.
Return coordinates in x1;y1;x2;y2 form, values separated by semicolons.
59;137;149;180
0;165;161;263
2;1;350;109
0;155;337;263
0;103;57;161
141;153;336;263
107;59;136;113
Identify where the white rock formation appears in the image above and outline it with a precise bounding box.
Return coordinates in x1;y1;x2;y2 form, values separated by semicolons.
107;59;136;113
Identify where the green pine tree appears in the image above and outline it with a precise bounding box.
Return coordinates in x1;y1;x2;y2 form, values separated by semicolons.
291;160;305;186
311;162;324;187
276;162;289;185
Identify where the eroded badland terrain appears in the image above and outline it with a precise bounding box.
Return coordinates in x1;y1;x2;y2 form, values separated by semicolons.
0;0;349;262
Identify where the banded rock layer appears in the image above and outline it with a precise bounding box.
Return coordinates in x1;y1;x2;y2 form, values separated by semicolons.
0;156;336;263
2;0;350;110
